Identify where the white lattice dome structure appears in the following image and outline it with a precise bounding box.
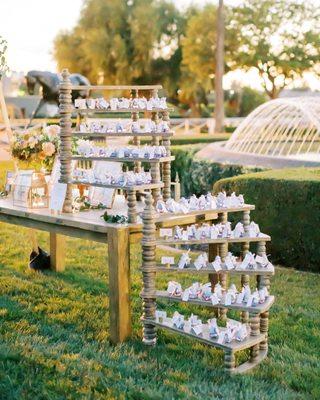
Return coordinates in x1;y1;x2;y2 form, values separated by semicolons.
225;97;320;161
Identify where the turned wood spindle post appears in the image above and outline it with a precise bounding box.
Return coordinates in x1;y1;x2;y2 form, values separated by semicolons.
218;212;228;321
127;188;138;224
224;350;235;373
241;210;251;323
59;69;73;213
257;240;270;352
141;194;157;345
249;312;260;362
162;110;171;201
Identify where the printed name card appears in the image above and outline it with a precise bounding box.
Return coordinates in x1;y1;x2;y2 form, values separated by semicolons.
159;228;172;237
161;256;175;265
50;182;67;212
255;255;268;266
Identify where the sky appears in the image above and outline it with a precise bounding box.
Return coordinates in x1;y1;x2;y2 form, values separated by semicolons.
0;0;319;91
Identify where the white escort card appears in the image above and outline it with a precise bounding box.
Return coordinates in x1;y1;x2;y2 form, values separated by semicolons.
161;256;175;265
159;228;173;237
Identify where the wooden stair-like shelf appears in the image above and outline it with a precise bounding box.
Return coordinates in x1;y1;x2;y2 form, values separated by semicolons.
74;107;173;114
155;263;275;275
156;234;271;245
156;291;275;314
140;193;275;374
72;131;174;138
71;155;174;163
71;180;164;191
142;317;266;351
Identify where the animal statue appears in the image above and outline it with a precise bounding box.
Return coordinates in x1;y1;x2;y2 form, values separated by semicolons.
25;70;90;126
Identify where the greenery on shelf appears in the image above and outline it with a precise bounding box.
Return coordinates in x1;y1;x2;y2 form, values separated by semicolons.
214;168;320;272
171;145;260;196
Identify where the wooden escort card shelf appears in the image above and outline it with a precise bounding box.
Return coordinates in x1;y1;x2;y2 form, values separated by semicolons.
155;263;275;275
71;155;175;163
155;234;271;245
141;194;275;374
155;204;255;222
142;318;266;352
156;291;275;314
74;107;173;114
72;131;174;138
70;180;164;191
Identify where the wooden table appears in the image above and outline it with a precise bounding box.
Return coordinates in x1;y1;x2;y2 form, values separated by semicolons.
0;197;229;344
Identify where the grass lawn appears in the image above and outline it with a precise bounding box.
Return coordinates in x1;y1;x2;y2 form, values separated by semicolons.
0;161;319;399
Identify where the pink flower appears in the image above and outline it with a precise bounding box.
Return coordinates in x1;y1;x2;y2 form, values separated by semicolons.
44;124;60;139
42;142;56;157
28;136;38;149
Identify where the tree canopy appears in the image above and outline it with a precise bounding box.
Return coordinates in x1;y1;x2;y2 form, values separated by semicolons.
53;0;320;107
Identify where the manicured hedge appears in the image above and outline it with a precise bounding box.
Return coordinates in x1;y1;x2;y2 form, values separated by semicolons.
213;168;320;272
139;133;231;146
171;145;260;196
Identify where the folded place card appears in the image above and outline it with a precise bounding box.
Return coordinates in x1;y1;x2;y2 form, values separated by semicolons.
160;228;173;237
161;256;174;265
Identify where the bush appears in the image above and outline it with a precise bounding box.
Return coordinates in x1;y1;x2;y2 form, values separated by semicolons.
213;168;320;272
239;87;267;117
139;133;231;146
171;145;260;196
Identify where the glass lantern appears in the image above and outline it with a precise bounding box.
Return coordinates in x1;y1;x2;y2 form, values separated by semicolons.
12;171;49;209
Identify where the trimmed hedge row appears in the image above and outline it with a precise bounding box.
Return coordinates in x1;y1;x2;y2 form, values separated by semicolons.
171;145;260;196
213;168;320;272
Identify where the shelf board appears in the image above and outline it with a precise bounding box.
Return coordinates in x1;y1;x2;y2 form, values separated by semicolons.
70;84;163;91
74;107;173;114
70;180;164;191
71;155;174;163
156;291;275;314
156;263;275;276
155;204;255;222
72;131;174;138
156;234;271;245
142;318;266;351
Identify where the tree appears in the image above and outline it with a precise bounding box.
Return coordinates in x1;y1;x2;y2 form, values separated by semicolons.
180;4;235;115
53;0;184;99
215;0;225;133
228;0;320;99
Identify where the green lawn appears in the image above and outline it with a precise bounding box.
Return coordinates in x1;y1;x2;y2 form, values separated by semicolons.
0;161;319;399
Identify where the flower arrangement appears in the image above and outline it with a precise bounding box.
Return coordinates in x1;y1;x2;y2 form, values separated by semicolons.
11;124;61;171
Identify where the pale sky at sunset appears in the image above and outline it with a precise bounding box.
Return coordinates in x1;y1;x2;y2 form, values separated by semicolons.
1;0;319;91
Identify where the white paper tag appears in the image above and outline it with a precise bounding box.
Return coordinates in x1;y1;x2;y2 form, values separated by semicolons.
159;228;172;237
224;293;232;306
182;290;190;302
255;254;268;267
182;231;189;241
225;258;234;270
246;295;254;307
192;324;202;336
161;257;174;265
217;332;224;344
49;182;67;212
211;294;219;305
236;292;244;304
212;261;222;272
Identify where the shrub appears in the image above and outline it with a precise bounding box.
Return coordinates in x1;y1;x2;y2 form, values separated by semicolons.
213;168;320;272
239;87;267;117
171;145;260;196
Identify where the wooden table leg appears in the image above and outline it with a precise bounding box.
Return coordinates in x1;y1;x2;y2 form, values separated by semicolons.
50;232;66;272
107;226;131;344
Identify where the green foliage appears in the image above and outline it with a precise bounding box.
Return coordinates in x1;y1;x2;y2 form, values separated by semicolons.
53;0;185;100
214;168;320;272
171;146;260;196
0;161;320;398
228;0;320;98
238;87;267;117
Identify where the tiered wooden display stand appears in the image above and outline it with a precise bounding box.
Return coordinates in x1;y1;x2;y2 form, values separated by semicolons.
141;195;275;374
59;68;174;222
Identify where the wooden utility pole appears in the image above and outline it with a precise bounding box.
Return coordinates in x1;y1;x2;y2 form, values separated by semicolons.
215;0;225;133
